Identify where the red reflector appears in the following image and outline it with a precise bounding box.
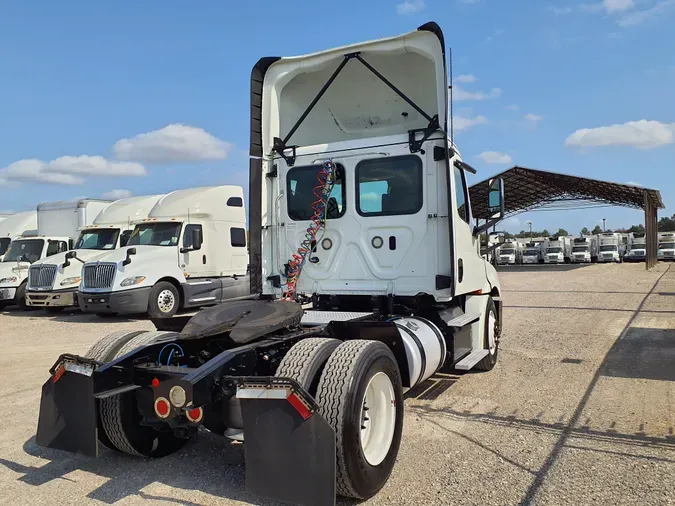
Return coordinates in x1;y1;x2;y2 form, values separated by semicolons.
151;378;160;388
53;365;66;383
287;392;312;420
155;397;170;418
186;407;203;423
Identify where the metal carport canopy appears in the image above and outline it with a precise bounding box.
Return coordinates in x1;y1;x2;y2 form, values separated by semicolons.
468;166;665;269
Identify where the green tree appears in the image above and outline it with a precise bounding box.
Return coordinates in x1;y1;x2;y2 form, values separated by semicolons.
629;224;645;233
591;225;602;235
580;227;590;236
658;214;675;232
541;229;550;237
556;228;569;237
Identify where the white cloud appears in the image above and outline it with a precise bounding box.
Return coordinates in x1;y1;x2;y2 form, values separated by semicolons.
101;189;133;200
525;113;544;122
113;124;233;163
50;155;146;176
617;0;675;26
454;115;488;131
506;104;520;111
453;85;502;101
1;159;84;185
478;151;513;164
455;74;477;83
396;0;425;14
603;0;634;13
565;120;675;149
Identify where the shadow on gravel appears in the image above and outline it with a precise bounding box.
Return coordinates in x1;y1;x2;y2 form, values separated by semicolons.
0;434;356;506
0;307;143;323
600;327;675;382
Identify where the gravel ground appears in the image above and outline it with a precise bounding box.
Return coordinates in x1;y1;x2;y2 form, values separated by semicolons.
0;262;673;505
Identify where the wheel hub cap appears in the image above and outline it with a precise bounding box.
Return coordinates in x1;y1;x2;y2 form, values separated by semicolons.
157;289;175;313
359;372;396;466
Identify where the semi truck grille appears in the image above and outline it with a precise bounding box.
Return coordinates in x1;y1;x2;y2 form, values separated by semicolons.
28;265;58;290
83;263;116;289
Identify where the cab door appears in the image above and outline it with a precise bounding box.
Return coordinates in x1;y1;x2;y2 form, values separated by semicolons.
180;224;208;278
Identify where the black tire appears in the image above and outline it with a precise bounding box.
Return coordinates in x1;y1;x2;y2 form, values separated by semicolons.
315;340;404;500
475;297;500;372
96;312;119;318
274;338;342;396
0;302;7;311
99;330;187;458
84;330;149;452
148;281;179;319
16;281;27;310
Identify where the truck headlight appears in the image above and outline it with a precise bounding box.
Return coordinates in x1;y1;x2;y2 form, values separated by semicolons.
0;277;17;284
60;276;82;286
120;276;146;287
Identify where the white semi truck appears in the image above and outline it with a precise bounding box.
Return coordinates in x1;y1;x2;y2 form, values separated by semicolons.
77;185;250;318
658;232;675;261
571;236;597;263
522;241;543;264
0;211;38;261
497;241;522;265
624;232;646;262
25;194;165;312
597;232;623;263
35;22;507;506
544;236;571;264
0;199;110;310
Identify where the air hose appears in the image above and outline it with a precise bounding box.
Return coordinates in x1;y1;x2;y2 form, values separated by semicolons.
282;160;336;301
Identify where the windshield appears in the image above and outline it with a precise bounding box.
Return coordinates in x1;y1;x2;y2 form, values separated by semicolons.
600;245;617;252
500;249;515;254
127;223;181;247
572;246;589;252
0;238;10;256
75;229;120;250
524;250;539;256
659;243;675;250
547;247;562;253
2;239;44;263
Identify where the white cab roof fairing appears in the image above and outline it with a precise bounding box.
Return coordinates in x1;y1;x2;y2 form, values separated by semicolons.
92;194;165;226
0;211;38;238
258;22;448;156
148;185;246;223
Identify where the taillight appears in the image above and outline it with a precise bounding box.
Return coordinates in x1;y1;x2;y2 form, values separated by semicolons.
154;397;171;418
186;406;203;423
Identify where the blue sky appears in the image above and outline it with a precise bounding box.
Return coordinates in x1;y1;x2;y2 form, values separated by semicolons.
1;0;673;234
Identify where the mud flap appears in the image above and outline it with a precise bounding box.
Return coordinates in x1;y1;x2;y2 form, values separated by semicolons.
239;383;336;506
35;357;98;457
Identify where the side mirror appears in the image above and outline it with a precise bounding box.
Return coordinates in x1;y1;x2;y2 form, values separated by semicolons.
63;250;77;268
123;247;136;266
192;228;202;250
487;177;505;220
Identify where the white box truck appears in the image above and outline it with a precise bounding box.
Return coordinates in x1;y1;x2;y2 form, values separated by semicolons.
522;241;543;264
497;240;522;265
658;232;675;261
77;185;250;318
624;232;646;262
597;232;622;263
0;200;110;310
544;236;571;264
571;236;597;263
0;211;38;261
25;194;165;312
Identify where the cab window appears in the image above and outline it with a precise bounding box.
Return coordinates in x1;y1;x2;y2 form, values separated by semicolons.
46;240;68;256
356;155;423;216
287;164;345;221
183;224;203;249
453;165;469;223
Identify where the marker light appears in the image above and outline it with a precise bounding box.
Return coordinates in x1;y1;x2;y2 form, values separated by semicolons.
169;385;187;408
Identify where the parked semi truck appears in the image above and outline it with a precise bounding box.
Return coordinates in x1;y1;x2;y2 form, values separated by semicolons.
571;236;597;263
0;211;38;261
77;185;250;318
0;199;110;310
624;232;646;262
35;23;506;506
25;194;164;312
658;232;675;261
521;241;543;264
497;240;521;265
597;232;622;263
544;236;571;264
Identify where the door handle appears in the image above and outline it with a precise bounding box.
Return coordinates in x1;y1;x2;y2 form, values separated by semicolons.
458;258;463;283
203;255;206;265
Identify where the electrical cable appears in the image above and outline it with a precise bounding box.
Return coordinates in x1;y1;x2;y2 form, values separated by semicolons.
158;343;185;366
282;159;335;301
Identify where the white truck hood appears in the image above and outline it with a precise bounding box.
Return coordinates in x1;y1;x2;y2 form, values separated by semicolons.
0;262;29;286
259;23;447;154
30;249;115;291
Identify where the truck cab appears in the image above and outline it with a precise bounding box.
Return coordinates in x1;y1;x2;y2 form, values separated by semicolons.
25;195;165;311
497;241;521;265
0;211;38;262
522;242;542;264
625;232;646;262
571;236;597;263
597;232;622;263
544;236;570;264
658;232;675;261
77;186;250;318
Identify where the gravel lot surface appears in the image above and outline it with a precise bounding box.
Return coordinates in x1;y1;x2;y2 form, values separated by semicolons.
0;263;673;505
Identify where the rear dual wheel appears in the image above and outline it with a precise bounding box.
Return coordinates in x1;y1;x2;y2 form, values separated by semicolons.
278;338;403;500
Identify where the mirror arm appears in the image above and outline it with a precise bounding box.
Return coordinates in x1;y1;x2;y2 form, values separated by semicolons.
473;217;502;237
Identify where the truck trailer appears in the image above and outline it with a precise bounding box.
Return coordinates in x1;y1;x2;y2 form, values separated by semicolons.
543;236;571;264
35;23;506;506
597;232;622;263
571;236;597;263
0;200;110;310
77;185;250;318
0;211;38;261
25;194;165;312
